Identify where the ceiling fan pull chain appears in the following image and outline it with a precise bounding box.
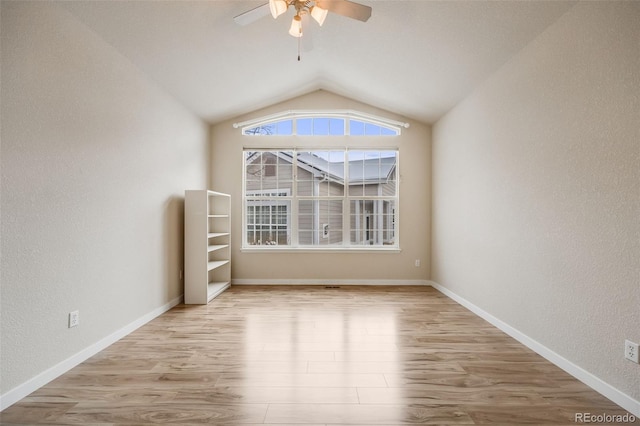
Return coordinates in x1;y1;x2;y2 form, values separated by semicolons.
297;25;301;61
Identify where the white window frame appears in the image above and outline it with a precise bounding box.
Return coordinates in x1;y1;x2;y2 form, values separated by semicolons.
234;109;409;136
245;189;291;246
242;149;400;252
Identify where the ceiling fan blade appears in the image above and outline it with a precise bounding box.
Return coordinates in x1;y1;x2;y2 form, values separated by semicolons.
233;3;271;26
317;0;372;22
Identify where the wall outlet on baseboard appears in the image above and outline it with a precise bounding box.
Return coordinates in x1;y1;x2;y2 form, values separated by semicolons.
69;311;79;328
624;339;639;363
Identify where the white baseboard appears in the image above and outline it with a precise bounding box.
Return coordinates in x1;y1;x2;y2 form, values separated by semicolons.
231;278;431;286
0;295;184;411
428;281;640;417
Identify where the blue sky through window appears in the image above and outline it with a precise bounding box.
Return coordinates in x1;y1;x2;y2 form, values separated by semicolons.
330;119;344;135
277;120;293;135
350;120;364;135
298;118;312;135
314;118;329;135
242;114;399;136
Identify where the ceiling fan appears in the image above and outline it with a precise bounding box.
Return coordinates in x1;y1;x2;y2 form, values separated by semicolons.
234;0;372;38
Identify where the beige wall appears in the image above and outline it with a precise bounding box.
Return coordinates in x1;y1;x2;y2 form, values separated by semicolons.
432;1;639;405
1;2;208;396
211;90;431;284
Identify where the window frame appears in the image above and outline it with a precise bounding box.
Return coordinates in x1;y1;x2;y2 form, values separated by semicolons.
242;149;400;252
235;109;409;136
245;189;292;246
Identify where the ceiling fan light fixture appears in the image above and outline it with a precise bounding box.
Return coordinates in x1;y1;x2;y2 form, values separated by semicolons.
289;15;303;37
310;5;328;26
269;0;287;19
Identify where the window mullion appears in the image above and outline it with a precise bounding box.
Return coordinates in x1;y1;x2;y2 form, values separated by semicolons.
291;150;299;247
343;150;350;247
242;156;246;244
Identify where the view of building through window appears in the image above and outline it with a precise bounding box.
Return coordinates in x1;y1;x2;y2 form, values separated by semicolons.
243;150;398;249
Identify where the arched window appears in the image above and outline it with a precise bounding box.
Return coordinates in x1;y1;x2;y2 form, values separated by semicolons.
235;110;409;136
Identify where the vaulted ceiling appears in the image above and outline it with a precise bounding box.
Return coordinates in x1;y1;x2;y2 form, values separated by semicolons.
58;1;575;125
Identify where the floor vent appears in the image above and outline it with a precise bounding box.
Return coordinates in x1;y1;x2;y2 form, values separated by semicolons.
325;286;341;289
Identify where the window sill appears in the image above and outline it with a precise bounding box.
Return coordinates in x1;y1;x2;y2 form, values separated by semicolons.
241;246;401;254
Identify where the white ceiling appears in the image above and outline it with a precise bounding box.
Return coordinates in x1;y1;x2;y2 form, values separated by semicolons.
59;0;575;125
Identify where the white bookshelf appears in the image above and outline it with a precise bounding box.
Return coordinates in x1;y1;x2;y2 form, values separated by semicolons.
184;190;231;304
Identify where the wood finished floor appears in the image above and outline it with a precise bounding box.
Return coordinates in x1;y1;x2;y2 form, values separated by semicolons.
1;285;636;425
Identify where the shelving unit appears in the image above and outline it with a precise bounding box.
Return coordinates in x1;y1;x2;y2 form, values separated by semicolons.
184;190;231;304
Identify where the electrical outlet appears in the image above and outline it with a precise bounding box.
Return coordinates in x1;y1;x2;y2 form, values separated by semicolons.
415;259;421;267
69;311;79;328
625;339;639;363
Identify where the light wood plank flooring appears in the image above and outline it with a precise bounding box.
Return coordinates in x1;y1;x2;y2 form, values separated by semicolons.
1;285;636;425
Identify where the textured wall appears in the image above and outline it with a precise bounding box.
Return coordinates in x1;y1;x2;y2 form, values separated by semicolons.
210;90;431;284
1;2;208;394
432;1;639;403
